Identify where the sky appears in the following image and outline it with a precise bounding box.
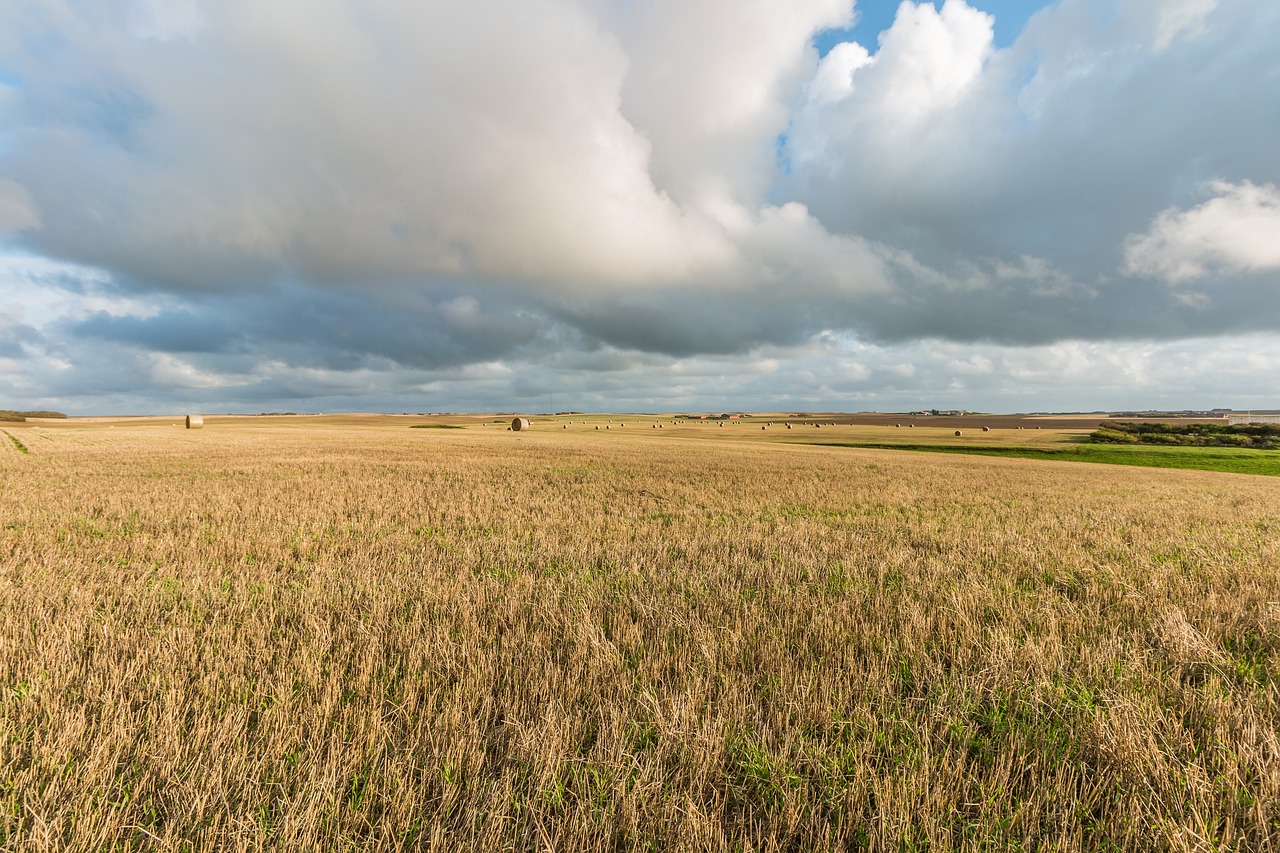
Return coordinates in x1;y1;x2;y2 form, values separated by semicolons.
2;0;1279;416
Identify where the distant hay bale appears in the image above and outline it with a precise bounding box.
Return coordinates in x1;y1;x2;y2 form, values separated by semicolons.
595;425;600;430
786;424;792;429
185;415;203;430
982;426;990;432
511;417;531;431
563;424;568;429
895;424;901;427
761;425;767;430
955;430;963;436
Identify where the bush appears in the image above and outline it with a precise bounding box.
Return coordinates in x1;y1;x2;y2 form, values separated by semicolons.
1091;428;1138;444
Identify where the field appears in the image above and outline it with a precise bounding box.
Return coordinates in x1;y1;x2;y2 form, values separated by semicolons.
2;415;1279;851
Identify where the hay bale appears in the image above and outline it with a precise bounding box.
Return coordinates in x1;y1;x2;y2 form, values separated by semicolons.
185;415;203;430
786;424;792;430
563;424;568;429
895;423;901;427
511;417;531;431
595;425;600;430
955;430;963;436
982;426;990;432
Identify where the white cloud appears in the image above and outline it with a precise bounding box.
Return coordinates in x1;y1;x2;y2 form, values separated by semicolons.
1124;181;1280;283
789;0;994;166
614;0;849;206
1154;0;1218;50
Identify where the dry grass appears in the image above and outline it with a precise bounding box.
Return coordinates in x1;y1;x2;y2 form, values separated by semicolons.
2;418;1279;851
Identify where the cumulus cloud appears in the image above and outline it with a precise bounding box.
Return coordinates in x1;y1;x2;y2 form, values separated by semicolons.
1124;181;1280;283
1;0;1278;413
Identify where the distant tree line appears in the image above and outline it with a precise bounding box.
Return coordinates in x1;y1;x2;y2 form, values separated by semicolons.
0;410;68;422
1091;421;1280;449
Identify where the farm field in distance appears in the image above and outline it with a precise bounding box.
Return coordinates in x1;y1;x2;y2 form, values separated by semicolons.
2;414;1279;851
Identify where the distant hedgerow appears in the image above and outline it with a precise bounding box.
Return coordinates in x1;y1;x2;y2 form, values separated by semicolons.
1091;421;1280;449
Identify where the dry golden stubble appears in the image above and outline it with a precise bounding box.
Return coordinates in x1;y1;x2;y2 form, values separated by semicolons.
1;421;1278;850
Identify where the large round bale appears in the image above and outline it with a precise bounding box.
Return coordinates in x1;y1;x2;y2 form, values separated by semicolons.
982;426;991;432
185;415;203;430
955;430;963;436
511;417;531;431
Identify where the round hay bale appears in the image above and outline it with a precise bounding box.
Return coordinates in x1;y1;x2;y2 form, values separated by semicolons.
955;430;963;436
511;417;531;431
982;426;990;432
761;425;767;430
786;424;792;430
595;425;600;430
895;423;901;428
563;424;568;429
185;415;203;430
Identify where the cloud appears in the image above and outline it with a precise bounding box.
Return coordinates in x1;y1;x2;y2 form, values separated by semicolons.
1;0;1279;413
0;178;40;235
1124;180;1280;283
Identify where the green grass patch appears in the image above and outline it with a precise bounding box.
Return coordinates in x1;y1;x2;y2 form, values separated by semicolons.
3;431;29;455
807;441;1280;476
409;424;465;429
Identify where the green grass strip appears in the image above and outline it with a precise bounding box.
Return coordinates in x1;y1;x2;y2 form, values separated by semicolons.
2;430;29;455
806;441;1280;477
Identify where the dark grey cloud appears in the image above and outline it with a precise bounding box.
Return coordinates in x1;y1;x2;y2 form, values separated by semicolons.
72;310;239;354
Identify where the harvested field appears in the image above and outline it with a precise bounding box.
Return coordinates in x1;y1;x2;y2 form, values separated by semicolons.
2;417;1279;851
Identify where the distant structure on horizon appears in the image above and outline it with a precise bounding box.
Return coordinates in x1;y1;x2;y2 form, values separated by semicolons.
1227;413;1280;425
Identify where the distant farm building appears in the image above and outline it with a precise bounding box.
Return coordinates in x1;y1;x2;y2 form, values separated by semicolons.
1227;414;1280;425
